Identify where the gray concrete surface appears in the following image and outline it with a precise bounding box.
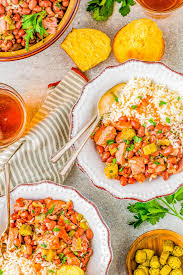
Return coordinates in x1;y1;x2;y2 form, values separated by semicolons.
1;2;183;274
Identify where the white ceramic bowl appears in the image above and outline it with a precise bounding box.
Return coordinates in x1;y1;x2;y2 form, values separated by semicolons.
71;60;183;202
0;181;112;275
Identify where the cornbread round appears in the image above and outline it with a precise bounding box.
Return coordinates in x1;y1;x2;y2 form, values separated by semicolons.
113;18;164;63
61;28;111;72
56;265;84;275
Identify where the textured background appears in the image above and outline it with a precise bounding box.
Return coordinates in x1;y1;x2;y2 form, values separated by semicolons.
1;2;183;274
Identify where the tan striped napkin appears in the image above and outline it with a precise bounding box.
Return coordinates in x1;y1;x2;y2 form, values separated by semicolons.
0;68;87;194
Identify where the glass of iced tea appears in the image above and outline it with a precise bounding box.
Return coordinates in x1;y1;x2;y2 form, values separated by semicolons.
136;0;183;17
0;83;27;148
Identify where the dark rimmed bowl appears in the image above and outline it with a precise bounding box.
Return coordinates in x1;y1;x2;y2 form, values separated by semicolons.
0;0;80;61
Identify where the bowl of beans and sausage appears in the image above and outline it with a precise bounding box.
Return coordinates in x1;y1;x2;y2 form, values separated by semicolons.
0;0;79;60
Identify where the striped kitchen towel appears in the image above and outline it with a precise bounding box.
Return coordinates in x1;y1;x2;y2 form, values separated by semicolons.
0;68;88;194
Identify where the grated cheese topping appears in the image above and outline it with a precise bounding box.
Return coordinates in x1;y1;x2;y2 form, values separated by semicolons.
103;78;183;148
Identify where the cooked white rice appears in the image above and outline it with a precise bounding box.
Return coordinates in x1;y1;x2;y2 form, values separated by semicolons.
103;78;183;148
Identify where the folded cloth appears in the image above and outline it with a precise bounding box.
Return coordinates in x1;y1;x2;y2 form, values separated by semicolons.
0;68;87;194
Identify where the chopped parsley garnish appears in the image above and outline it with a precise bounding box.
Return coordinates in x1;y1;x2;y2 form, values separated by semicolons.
149;118;156;126
138;96;142;99
133;136;142;143
43;255;47;259
107;139;114;145
166;117;170;123
59;253;64;260
157;129;162;134
55;2;61;8
60;210;64;215
14;244;18;250
159;101;167;106
153;161;160;165
0;269;3;275
124;139;130;145
131;105;137;110
62;257;67;263
126;144;134;151
48;270;55;273
177;96;181;101
114;95;119;102
45;231;50;234
64;220;69;224
53;227;60;232
73;251;78;255
112;158;117;165
143;123;146;128
160;154;163;157
119;167;124;172
91;132;95;136
32;210;35;213
46;205;55;216
41;243;47;248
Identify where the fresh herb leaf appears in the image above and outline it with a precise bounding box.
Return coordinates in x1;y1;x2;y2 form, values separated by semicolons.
114;94;119;102
131;105;137;110
59;253;64;260
64;220;69;224
14;244;18;250
159;101;167;106
0;269;3;275
133;136;142;143
153;161;160;165
126;144;134;151
41;243;47;248
138;96;142;99
22;10;48;51
62;256;67;263
124;139;130;145
112;158;117;165
87;0;114;21
46;205;55;216
177;96;181;101
91;132;95;136
119;167;124;172
107;139;114;145
128;186;183;228
119;0;135;16
149;118;156;126
48;270;55;273
143;123;146;128
166;117;170;123
157;129;162;134
73;251;78;255
53;227;60;232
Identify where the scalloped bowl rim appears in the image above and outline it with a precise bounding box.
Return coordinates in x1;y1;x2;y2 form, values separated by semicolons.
0;180;112;274
0;0;80;61
70;59;183;202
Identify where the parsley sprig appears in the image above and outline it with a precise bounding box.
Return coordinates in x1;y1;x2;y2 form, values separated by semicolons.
22;10;48;52
86;0;135;21
128;186;183;228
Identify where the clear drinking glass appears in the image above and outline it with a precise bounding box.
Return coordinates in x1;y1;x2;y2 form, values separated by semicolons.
136;0;183;18
0;83;27;148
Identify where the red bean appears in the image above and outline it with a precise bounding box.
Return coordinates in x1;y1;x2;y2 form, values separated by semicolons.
15;21;22;29
45;6;54;15
13;14;21;21
39;0;51;7
75;228;84;238
21;211;28;218
150;135;156;143
138;126;145;137
21;39;26;47
86;229;93;240
20;1;29;8
162;126;171;133
18;29;25;37
29;0;37;9
128;178;136;184
11;0;19;4
7;9;12;16
161;146;173;156
101;152;110;162
2;41;12;51
33;5;42;11
119;116;128;122
120;176;128;186
22;8;31;14
16;38;22;44
96;145;104;155
55;9;64;17
62;0;69;6
14;238;21;247
106;156;114;164
127;151;133;159
162;171;169;181
53;1;61;12
13;29;19;35
131;120;140;130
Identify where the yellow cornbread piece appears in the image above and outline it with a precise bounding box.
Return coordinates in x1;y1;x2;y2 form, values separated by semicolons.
56;266;84;275
143;143;157;155
113;18;164;63
61;28;111;72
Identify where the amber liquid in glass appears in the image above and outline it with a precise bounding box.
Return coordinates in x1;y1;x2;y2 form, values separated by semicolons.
0;89;25;145
138;0;183;11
